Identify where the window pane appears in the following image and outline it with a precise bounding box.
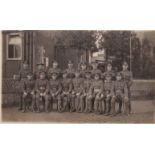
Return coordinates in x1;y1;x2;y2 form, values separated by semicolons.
14;45;21;58
8;45;14;58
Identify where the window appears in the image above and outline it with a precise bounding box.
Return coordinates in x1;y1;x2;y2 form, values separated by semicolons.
7;34;22;60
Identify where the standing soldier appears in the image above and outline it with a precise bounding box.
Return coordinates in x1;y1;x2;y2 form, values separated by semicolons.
17;61;31;110
77;70;92;113
47;60;61;79
121;61;133;113
103;74;114;116
65;60;75;79
90;73;104;114
79;62;87;79
91;61;102;77
102;63;116;81
111;72;129;116
22;72;35;113
35;71;49;113
35;63;46;79
71;71;84;112
47;72;62;112
60;71;73;112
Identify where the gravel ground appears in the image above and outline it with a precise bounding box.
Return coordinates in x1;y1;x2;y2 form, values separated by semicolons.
2;100;155;123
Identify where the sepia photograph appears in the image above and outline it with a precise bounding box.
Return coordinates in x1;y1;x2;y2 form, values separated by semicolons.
1;30;155;123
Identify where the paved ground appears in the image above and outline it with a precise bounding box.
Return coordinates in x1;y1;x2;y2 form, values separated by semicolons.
2;100;155;123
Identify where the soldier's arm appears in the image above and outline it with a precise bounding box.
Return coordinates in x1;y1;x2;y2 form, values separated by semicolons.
69;80;73;93
111;82;115;97
45;80;49;94
22;80;26;93
129;72;133;87
35;80;39;93
124;82;129;98
57;81;62;95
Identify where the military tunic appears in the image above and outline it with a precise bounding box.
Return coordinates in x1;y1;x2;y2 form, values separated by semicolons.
65;68;75;79
47;67;61;79
102;70;116;80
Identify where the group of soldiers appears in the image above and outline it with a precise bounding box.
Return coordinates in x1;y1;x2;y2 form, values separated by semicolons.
16;60;133;116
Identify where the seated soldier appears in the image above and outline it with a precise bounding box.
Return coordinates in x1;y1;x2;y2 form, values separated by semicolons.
47;72;62;112
90;73;104;114
60;71;73;112
111;72;129;116
35;71;49;113
22;72;35;113
71;71;84;112
103;74;114;116
77;70;92;113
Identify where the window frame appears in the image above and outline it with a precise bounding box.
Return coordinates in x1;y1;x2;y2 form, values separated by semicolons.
6;33;22;60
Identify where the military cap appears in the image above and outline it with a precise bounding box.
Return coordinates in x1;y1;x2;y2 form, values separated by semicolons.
22;61;29;65
105;73;112;77
122;61;128;66
116;72;122;77
85;69;91;74
27;72;33;76
68;60;73;64
39;70;46;75
107;62;112;67
80;62;87;66
52;60;58;64
51;72;58;76
94;72;101;77
36;63;44;66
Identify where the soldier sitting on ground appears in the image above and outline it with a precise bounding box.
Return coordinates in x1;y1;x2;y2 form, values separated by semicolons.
90;73;104;114
71;71;84;112
111;72;129;116
35;71;49;113
22;72;35;113
47;72;62;112
60;71;73;112
103;74;114;116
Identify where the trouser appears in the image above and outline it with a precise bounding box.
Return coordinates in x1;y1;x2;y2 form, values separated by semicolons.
77;94;85;112
36;92;49;112
22;93;35;112
59;93;71;112
94;93;103;114
85;94;93;113
104;95;112;114
111;95;130;115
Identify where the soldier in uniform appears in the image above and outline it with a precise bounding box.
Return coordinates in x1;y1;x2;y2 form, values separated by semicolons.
60;71;73;112
90;73;104;114
34;63;46;79
103;74;114;116
111;72;129;116
102;63;115;81
22;72;35;113
65;60;75;79
35;71;49;112
71;71;84;112
121;61;133;113
17;61;31;110
77;70;92;113
47;72;62;112
91;61;102;77
47;60;61;79
79;62;87;79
